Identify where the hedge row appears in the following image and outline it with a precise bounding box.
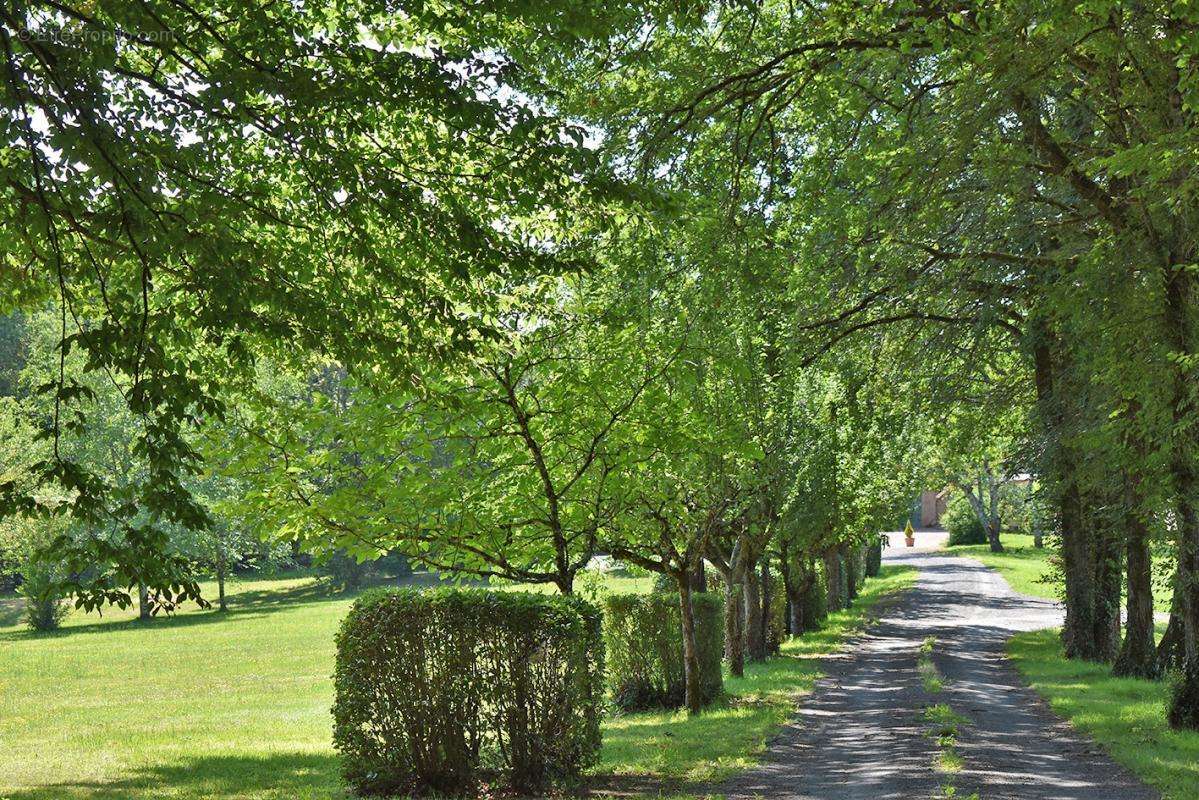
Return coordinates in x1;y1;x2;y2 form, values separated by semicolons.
332;588;603;796
601;591;723;710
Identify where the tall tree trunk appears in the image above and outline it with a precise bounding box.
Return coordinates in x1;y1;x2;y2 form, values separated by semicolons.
723;576;745;677
1092;512;1123;663
843;543;859;603
865;537;882;578
1113;476;1157;678
760;559;776;655
216;551;228;613
986;471;1005;553
1031;314;1106;661
1160;583;1185;673
138;583;151;621
781;553;816;636
689;559;707;593
676;574;703;716
778;543;800;636
744;564;765;662
801;558;825;631
823;548;844;613
1163;257;1199;729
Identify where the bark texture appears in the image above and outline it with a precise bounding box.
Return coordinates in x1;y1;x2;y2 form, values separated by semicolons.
1113;469;1157;678
676;575;702;716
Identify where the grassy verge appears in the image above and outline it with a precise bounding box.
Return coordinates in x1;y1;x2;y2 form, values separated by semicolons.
0;565;913;799
1009;629;1199;800
947;533;1174;613
595;565;917;788
946;533;1058;599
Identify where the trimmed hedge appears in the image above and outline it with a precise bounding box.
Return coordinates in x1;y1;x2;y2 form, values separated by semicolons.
333;588;603;796
602;591;723;710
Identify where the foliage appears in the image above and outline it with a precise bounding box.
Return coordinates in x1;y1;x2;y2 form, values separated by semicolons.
944;493;987;546
322;550;374;594
0;1;618;607
998;482;1035;535
332;588;603;796
602;591;722;711
20;554;70;631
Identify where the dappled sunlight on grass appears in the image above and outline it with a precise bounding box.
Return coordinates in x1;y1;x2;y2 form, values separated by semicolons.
0;565;914;799
594;565;917;786
1010;628;1199;800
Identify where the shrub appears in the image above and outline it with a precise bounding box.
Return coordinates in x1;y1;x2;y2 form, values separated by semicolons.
324;548;375;591
333;588;603;796
998;481;1033;534
944;493;986;545
21;557;70;631
602;592;723;710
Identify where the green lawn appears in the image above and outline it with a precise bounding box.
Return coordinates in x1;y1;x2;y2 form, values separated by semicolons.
947;532;1173;612
1009;629;1199;800
0;566;915;800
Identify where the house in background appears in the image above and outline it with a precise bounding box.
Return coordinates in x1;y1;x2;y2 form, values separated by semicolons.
919;489;950;527
919;473;1034;528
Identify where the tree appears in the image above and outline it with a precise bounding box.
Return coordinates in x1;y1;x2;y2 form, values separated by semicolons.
0;0;618;608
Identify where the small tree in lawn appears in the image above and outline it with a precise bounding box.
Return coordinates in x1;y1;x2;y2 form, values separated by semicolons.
216;276;673;595
603;281;762;713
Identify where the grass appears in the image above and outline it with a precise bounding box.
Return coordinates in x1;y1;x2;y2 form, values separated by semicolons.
919;635;944;693
945;532;1059;600
946;532;1173;612
0;565;915;800
597;565;917;786
1009;628;1199;800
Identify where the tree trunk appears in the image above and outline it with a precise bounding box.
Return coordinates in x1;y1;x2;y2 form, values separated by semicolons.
676;574;703;716
1114;467;1157;678
1061;487;1104;660
781;554;816;637
986;517;1004;553
1164;256;1199;729
823;548;844;613
801;559;825;631
986;472;1005;553
723;577;745;677
138;583;151;621
689;559;707;593
1092;514;1123;663
1032;324;1105;661
216;552;228;613
760;559;777;655
1160;592;1185;673
744;565;765;662
788;594;802;636
865;537;882;578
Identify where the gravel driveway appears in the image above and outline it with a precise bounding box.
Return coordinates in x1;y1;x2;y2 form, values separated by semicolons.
719;549;1159;800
